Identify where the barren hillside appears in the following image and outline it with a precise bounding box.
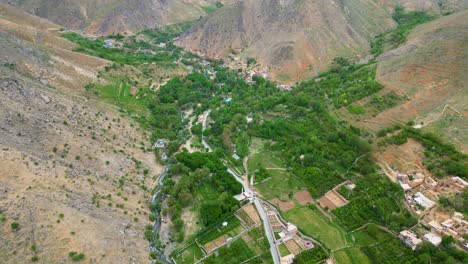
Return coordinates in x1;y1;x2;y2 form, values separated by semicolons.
1;0;234;35
0;4;163;263
339;10;468;151
176;0;466;82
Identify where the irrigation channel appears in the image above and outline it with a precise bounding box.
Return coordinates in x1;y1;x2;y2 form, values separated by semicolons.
150;164;172;263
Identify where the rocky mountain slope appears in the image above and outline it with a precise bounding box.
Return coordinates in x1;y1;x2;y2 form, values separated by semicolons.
176;0;466;82
1;0;233;35
337;9;467;151
375;9;467;150
0;4;162;262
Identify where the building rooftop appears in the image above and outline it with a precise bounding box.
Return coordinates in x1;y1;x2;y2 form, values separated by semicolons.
452;176;468;186
414;192;436;209
423;233;442;246
428;221;443;231
442;219;454;228
400;182;412;191
399;230;422;250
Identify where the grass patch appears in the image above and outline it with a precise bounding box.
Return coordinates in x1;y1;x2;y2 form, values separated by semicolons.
277;72;291;82
283;205;347;250
200;4;217;14
248;151;285;170
87;79;150;114
371;6;435;55
198;217;241;245
255;169;303;201
364;91;407;115
203;238;256;264
294;247;328;264
174;243;204;264
333;247;371;264
278;243;290;257
62;32;177;66
353;228;415;263
249;149;303;200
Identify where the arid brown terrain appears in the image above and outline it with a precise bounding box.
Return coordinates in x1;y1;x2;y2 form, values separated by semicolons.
1;0;234;35
176;0;466;82
0;4;162;263
338;9;468;151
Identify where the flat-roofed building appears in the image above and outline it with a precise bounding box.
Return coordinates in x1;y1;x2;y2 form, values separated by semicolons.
423;233;442;247
399;230;422;250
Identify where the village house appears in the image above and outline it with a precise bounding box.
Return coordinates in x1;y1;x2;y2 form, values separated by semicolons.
423;177;438;190
423;232;442;247
428;221;444;233
428;212;467;241
452;176;468;189
413;192;436;210
233;187;252;201
279;223;298;239
399;230;422;250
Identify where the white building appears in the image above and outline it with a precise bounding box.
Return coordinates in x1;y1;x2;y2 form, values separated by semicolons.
452;177;468;188
428;221;443;233
414;192;436;210
423;233;442;247
400;182;412;191
399;230;422;250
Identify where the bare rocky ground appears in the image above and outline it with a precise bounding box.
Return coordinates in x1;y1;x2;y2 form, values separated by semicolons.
0;4;163;263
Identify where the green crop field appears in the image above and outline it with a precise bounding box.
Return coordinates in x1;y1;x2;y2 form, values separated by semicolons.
333;247;371;264
255;169;303;201
174;243;205;264
284;205;347;250
249;149;304;201
203;238;257;264
88;79;150;114
198;217;241;245
248;151;285;171
278;243;290;257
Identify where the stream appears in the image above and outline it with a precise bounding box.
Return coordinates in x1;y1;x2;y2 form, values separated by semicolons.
150;165;172;263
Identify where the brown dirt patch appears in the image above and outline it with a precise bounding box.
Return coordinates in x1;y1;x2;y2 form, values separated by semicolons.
271;198;295;212
204;235;227;253
294;190;314;205
376;138;427;175
244;203;260;223
318;190;348;210
284;239;302;255
268;214;285;232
